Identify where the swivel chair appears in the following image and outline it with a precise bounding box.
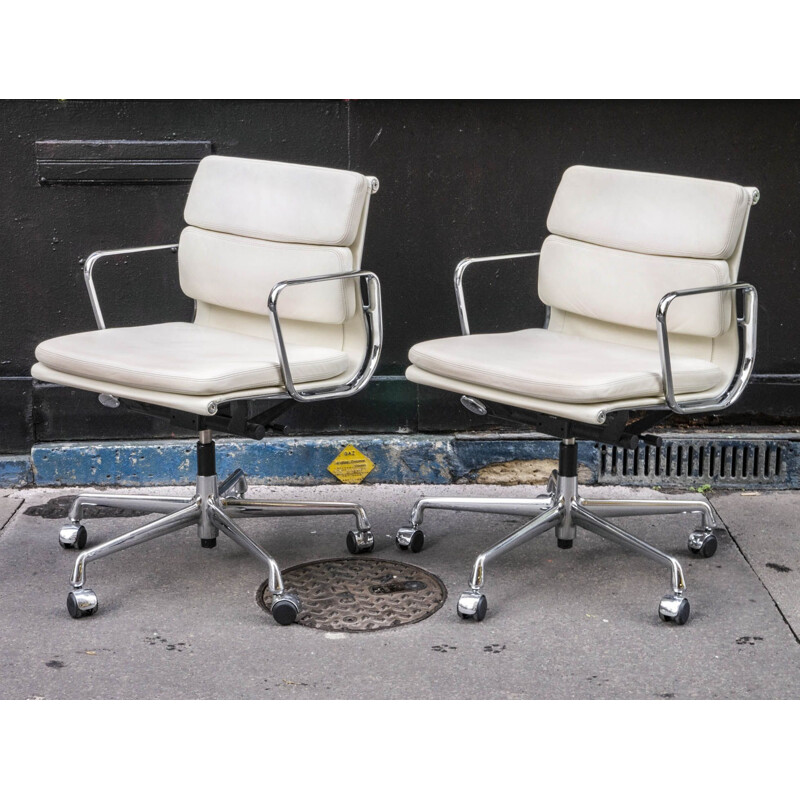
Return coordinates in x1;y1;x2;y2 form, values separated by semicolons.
32;155;382;624
397;165;758;624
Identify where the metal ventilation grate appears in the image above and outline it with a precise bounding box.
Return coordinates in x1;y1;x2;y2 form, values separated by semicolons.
598;438;790;487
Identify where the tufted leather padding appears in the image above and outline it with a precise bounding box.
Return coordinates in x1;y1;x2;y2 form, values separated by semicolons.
405;165;756;421
35;323;350;396
184;156;371;247
547;165;751;260
178;227;357;323
409;329;722;405
538;235;733;337
31;155;378;413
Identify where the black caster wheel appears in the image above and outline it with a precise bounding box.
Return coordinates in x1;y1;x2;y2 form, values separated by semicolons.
659;595;690;625
396;527;425;553
271;594;300;626
346;530;375;554
67;589;98;619
408;530;424;553
457;592;488;621
59;524;87;550
688;530;718;558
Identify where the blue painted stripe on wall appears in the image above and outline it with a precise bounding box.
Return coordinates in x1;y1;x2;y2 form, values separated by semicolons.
28;435;592;488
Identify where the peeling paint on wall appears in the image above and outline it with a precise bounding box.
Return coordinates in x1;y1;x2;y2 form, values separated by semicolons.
473;458;593;485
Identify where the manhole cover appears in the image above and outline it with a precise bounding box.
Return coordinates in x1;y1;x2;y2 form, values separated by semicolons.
256;558;447;632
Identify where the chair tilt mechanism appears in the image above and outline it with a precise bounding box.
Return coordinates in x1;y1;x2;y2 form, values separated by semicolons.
397;165;759;625
31;156;382;625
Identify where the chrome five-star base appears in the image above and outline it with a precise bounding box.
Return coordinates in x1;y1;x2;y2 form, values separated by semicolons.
396;439;723;625
60;429;374;625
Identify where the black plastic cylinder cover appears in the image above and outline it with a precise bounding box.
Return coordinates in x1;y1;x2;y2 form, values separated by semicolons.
558;441;578;478
197;440;216;477
557;538;574;550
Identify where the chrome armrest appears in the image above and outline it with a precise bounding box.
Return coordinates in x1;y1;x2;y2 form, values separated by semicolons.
267;271;382;403
656;282;758;414
83;244;179;329
454;251;541;335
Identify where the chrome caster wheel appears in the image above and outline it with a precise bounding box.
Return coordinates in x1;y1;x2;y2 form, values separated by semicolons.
396;527;425;553
67;588;98;619
688;530;718;558
457;592;488;621
59;523;87;550
271;594;301;626
659;594;690;625
346;530;375;554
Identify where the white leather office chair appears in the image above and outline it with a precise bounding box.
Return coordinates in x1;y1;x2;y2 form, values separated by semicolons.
31;155;382;624
397;165;759;625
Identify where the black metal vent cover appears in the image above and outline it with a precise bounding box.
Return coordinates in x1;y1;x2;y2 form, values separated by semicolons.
35;139;212;184
598;436;794;487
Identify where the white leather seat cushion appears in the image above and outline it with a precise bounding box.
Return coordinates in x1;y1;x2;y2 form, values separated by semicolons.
408;329;723;404
35;322;349;396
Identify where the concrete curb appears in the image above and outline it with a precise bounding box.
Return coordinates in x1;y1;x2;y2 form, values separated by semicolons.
3;431;799;489
23;435;584;488
0;457;33;488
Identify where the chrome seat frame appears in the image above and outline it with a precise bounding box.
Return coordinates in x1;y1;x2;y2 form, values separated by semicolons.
57;172;383;625
397;235;758;624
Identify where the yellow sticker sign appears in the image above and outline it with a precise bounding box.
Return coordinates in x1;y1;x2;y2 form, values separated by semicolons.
328;445;375;484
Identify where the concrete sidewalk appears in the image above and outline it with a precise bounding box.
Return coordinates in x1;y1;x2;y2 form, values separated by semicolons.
0;483;797;700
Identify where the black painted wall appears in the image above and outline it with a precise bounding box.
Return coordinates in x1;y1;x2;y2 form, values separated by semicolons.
1;100;798;453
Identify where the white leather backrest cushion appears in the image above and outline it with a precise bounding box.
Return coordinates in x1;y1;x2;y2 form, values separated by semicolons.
185;156;370;247
538;236;732;337
179;227;356;324
547;165;751;259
